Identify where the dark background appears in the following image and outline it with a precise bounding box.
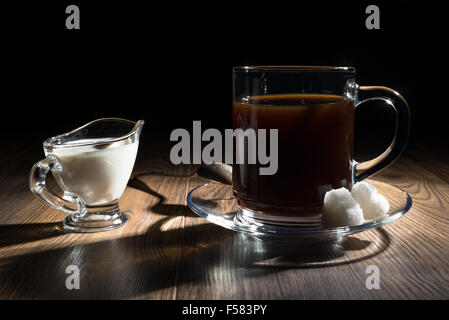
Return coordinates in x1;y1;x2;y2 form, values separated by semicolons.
2;1;448;152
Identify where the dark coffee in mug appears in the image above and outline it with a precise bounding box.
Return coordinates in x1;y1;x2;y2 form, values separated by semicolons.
232;93;354;216
232;66;410;227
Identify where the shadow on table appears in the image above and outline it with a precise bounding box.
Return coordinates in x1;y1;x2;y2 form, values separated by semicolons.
0;222;66;247
128;177;198;218
0;216;391;299
128;175;391;268
248;228;390;269
0;178;391;299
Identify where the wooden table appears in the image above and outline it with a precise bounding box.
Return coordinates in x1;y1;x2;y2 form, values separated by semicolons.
0;135;448;299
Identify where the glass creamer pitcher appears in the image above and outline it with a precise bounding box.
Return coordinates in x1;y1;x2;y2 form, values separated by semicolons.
30;118;144;232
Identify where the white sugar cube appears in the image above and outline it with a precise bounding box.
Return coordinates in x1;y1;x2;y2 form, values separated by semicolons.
351;181;389;221
322;187;364;228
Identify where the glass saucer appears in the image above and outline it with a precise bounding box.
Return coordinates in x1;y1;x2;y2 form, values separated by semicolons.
186;179;412;242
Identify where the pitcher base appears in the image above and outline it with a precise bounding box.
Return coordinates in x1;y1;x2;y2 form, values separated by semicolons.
63;209;129;232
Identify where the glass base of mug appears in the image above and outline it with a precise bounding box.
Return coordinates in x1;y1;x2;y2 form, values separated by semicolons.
63;201;129;232
236;200;322;227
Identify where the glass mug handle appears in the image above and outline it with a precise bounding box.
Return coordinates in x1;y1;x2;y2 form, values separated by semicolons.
353;85;411;182
29;154;87;219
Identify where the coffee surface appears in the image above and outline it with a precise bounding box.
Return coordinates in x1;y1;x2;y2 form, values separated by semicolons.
233;93;354;215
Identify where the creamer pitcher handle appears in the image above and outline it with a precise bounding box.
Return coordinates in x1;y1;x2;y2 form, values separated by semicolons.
29;155;87;218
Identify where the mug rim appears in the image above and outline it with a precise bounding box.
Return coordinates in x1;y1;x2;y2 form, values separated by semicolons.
233;65;356;73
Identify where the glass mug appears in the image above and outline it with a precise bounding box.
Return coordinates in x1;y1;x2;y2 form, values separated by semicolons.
29;118;144;232
232;66;410;226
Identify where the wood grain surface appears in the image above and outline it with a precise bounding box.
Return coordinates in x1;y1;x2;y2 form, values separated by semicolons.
0;136;448;299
